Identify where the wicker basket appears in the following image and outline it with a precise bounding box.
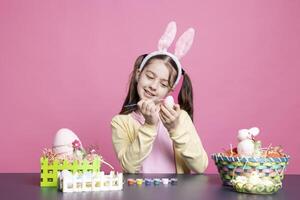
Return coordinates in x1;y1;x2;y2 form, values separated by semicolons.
211;153;289;187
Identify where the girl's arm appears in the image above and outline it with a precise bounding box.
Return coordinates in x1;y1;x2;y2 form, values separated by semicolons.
111;115;157;173
169;110;208;173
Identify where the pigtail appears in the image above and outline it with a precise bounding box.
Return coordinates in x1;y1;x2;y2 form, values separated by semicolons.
120;54;147;115
178;73;194;121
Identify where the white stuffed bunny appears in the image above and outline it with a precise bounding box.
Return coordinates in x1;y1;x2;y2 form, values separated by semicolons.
237;127;260;157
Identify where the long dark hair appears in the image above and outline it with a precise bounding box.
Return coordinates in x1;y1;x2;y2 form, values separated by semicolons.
120;54;194;120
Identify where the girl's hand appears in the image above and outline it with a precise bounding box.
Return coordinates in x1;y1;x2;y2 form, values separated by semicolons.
137;99;160;126
159;104;181;132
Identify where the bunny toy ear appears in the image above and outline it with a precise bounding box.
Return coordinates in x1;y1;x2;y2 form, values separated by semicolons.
249;127;260;137
157;21;177;52
174;28;195;60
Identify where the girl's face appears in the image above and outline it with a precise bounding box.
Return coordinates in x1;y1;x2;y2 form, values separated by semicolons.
136;59;174;103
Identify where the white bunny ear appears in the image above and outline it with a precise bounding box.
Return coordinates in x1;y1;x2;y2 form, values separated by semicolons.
174;28;195;60
158;21;177;51
249;127;260;137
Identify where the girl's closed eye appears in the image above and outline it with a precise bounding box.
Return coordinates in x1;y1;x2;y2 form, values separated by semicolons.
160;82;169;88
146;73;155;79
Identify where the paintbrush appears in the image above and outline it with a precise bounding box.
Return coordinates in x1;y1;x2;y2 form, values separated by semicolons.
123;99;165;108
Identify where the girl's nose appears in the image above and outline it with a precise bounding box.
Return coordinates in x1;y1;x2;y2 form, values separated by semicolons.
149;80;159;91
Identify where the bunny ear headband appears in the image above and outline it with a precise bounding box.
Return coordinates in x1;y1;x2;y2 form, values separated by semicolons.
139;21;195;87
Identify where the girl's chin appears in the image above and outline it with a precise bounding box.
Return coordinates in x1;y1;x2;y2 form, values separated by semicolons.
143;97;155;101
140;95;158;102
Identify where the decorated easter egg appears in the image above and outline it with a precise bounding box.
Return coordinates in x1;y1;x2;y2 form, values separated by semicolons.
53;128;81;156
164;95;175;108
254;184;265;193
248;173;261;185
235;176;248;184
244;183;254;192
261;178;274;187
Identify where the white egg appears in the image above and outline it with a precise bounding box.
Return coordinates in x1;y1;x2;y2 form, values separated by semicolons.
261;178;274;187
248;174;262;185
53;128;81;156
235;176;248;184
164;95;175;108
249;127;260;137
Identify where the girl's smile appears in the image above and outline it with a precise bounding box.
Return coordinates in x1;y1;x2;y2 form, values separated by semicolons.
144;89;156;98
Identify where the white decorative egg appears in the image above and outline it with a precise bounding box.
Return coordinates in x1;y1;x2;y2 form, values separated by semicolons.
164;95;175;108
261;178;274;187
53;128;81;156
248;173;262;185
235;176;248;184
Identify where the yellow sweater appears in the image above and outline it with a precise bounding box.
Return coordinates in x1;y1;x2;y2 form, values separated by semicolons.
111;110;208;174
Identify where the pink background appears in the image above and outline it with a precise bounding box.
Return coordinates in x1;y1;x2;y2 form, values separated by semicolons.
0;0;299;174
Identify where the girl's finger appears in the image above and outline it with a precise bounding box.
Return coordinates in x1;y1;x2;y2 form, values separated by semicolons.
146;101;155;114
155;105;161;113
138;99;145;111
159;112;168;124
146;100;153;115
160;104;173;118
144;100;152;114
160;109;174;123
141;101;146;113
174;104;181;112
164;103;178;116
150;104;156;114
173;104;181;117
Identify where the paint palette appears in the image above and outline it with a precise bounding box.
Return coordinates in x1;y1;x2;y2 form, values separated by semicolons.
127;178;178;186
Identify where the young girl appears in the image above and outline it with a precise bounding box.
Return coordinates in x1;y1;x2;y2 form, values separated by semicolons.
111;21;208;174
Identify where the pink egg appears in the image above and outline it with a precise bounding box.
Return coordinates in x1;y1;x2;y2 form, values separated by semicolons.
164;95;175;108
53;128;81;156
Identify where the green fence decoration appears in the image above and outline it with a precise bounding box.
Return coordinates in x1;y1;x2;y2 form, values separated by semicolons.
40;157;101;187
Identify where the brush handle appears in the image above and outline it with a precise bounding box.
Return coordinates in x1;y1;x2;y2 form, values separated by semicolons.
123;99;165;108
123;103;138;108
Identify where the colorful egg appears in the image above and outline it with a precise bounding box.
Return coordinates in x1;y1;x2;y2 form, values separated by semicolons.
53;128;81;156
